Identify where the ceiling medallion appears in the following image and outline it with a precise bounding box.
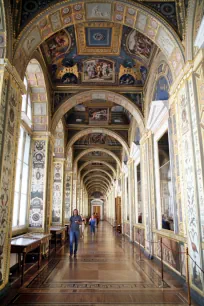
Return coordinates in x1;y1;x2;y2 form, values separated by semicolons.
93;33;105;41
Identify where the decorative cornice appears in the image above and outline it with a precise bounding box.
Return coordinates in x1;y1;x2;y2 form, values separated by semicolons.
147;100;169;133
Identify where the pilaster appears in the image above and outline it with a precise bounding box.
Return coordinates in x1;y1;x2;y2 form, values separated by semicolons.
51;158;65;226
0;59;25;289
29;133;54;233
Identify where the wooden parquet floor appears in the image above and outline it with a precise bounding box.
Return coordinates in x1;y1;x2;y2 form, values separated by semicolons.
1;222;199;306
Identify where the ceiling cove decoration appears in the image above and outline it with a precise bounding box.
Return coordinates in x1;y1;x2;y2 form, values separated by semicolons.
74;133;121;147
41;25;149;86
17;1;179;34
143;2;178;30
14;1;184;79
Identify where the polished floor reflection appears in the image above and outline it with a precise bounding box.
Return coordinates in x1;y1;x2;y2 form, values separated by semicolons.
3;222;198;305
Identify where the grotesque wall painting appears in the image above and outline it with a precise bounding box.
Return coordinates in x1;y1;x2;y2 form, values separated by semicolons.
29;140;46;228
52;163;63;224
65;174;71;221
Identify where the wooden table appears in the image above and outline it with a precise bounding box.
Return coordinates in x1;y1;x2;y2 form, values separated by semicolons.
50;227;66;252
11;237;41;285
20;233;52;258
64;224;70;240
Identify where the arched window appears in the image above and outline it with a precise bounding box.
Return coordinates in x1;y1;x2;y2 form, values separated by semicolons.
12;77;32;229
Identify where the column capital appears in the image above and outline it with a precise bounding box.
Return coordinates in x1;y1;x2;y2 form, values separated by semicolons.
0;58;26;94
32;131;54;139
53;157;66;162
140;130;152;144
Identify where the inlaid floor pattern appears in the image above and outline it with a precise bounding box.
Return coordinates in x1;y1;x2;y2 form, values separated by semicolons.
5;222;198;305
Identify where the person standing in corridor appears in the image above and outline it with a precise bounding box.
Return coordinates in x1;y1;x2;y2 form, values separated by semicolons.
69;209;82;257
89;214;96;235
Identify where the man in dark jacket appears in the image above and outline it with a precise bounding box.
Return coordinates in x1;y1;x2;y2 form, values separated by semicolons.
69;209;82;257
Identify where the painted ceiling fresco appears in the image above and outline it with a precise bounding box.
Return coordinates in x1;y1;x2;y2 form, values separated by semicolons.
74;134;121;146
40;24;154;87
64;104;131;126
74;149;122;159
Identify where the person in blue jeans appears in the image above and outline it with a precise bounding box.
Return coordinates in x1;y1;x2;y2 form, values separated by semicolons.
89;215;96;234
69;209;82;257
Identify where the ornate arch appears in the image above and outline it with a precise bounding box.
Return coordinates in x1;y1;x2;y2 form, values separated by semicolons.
66;127;129;156
82;169;114;182
144;52;173;123
14;0;185;79
53;91;144;134
185;0;197;60
84;175;111;185
87;185;108;193
78;160;117;178
25;57;50;131
73;148;121;171
86;181;110;190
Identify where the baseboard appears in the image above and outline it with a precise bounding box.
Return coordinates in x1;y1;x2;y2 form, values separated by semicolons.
143;248;204;306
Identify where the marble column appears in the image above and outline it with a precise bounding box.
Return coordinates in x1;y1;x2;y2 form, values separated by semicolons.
0;59;25;289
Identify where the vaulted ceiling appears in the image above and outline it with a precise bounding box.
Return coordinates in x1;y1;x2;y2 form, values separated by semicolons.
11;0;184;198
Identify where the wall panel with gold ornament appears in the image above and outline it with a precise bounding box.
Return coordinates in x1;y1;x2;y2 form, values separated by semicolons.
0;63;24;289
177;83;203;292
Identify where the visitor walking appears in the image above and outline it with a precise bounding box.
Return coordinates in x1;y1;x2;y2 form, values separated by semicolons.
69;209;82;257
89;214;96;235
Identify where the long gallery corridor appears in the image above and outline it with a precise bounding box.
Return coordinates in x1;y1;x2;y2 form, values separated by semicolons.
2;222;197;306
0;1;204;305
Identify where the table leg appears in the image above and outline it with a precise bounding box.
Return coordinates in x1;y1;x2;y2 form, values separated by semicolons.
18;253;21;272
60;233;62;246
38;246;41;270
55;234;57;252
48;239;51;259
21;252;26;285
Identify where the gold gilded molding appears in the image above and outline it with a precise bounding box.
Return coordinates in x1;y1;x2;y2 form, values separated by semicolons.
75;22;122;55
56;63;78;79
